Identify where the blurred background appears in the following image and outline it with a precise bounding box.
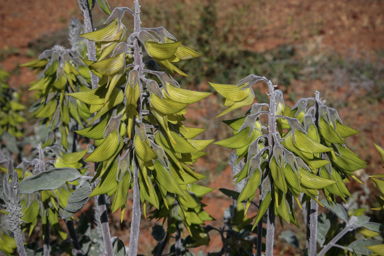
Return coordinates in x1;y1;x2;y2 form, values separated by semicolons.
1;0;384;255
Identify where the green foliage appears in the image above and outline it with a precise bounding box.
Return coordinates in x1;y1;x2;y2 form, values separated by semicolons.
0;66;26;155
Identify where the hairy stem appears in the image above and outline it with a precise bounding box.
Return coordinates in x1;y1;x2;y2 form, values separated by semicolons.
265;202;275;256
77;0;99;89
93;192;105;253
306;198;318;256
128;160;141;256
14;228;26;256
43;220;50;256
317;224;351;256
265;79;277;256
98;194;114;256
128;1;144;255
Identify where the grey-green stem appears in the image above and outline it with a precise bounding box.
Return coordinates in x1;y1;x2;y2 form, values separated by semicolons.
265;80;277;256
128;1;143;255
317;224;351;256
77;0;99;89
306;198;319;256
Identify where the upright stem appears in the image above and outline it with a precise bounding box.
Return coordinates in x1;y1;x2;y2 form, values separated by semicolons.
265;202;275;256
306;198;319;256
77;0;99;89
98;194;114;256
128;2;144;255
65;124;84;255
265;80;277;256
256;172;264;256
43;220;50;256
128;160;141;256
14;228;26;256
306;91;321;256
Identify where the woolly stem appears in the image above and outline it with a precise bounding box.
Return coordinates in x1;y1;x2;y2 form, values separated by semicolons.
128;1;144;255
77;0;99;89
98;194;114;256
306;197;318;256
14;228;26;256
265;80;277;256
93;192;105;253
317;224;351;256
128;159;141;256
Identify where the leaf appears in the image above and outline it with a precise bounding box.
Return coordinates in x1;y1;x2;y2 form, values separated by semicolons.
347;239;381;255
362;222;384;234
279;231;299;249
317;213;331;247
151;225;165;241
85;130;120;162
219;188;240;200
112;237;126;256
62;182;92;219
20;168;81;194
321;199;348;222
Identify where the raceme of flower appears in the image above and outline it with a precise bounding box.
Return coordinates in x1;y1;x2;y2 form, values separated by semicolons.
0;67;26;139
211;74;365;232
21;21;94;149
67;3;214;245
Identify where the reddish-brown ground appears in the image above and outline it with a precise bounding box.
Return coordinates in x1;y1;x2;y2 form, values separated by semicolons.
1;0;384;255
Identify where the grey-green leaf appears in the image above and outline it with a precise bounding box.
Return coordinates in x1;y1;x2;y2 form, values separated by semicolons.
321;199;348;222
20;168;81;194
62;182;92;219
347;239;381;255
